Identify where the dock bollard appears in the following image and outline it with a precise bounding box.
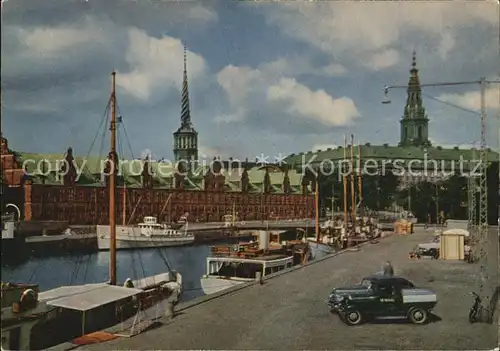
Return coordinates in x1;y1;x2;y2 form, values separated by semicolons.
255;272;263;285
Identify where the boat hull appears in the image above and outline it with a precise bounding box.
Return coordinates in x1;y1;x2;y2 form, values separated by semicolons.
97;235;194;250
200;277;248;295
96;225;194;250
307;239;333;260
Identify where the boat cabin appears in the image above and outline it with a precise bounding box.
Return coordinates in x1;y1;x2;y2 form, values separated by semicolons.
205;255;294;279
1;282;55;351
138;216;181;236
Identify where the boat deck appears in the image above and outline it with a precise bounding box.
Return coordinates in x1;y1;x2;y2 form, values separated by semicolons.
208;254;289;262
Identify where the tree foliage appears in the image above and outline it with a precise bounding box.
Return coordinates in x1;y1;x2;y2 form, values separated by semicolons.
315;161;499;223
362;171;399;210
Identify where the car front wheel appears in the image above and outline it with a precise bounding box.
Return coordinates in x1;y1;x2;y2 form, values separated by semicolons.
342;309;363;326
408;307;429;324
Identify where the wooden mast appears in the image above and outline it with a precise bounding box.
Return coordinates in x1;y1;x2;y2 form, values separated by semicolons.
109;72;117;286
122;184;126;226
342;135;348;227
314;176;319;243
349;134;356;227
357;142;363;221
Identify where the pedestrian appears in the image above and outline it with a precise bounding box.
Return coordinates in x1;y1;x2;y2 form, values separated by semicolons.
382;261;394;276
165;285;180;320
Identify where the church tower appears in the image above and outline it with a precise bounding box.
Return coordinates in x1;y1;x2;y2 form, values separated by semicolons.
173;44;198;163
399;51;431;147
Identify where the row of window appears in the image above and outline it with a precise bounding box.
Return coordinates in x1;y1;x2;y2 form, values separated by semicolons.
29;188;309;205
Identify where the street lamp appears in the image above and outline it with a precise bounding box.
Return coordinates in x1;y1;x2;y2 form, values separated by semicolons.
382;76;500;324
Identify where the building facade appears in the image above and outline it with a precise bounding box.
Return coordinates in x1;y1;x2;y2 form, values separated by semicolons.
286;52;499;186
0;47;315;224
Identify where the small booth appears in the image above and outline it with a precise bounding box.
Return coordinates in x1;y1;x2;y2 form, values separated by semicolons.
394;220;413;235
439;228;469;260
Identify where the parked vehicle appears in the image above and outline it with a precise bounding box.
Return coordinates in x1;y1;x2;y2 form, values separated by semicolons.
327;275;437;325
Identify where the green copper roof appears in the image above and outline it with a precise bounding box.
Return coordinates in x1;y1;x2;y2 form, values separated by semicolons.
286;145;499;170
12;151;304;194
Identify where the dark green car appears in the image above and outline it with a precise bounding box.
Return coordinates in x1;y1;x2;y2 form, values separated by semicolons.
328;275;437;326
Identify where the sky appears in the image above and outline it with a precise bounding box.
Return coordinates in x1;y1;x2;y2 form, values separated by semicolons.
1;0;499;162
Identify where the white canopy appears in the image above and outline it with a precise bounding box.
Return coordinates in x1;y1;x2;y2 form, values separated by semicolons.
442;228;469;237
45;285;142;312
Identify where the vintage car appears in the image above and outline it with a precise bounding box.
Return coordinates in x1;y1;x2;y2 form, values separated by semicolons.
327;275;437;325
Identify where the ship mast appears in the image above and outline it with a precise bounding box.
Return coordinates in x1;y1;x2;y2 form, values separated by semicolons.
315;176;319;243
357;142;363;220
109;72;117;286
349;134;356;227
342;135;348;227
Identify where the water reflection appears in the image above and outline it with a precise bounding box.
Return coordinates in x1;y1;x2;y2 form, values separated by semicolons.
1;245;210;302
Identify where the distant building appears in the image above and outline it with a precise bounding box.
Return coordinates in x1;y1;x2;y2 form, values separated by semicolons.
0;46;314;224
286;52;499;187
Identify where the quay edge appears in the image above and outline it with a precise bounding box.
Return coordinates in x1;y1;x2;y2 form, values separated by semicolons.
73;227;499;350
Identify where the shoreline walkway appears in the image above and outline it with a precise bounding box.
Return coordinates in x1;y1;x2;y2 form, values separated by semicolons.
76;228;498;350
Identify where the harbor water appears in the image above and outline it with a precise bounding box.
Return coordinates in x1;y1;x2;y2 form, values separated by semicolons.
1;244;211;302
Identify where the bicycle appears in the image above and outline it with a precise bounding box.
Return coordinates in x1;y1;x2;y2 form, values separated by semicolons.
469;292;491;323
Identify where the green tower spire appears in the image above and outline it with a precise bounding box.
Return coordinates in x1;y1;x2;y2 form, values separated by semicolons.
399;51;431;147
173;43;198;164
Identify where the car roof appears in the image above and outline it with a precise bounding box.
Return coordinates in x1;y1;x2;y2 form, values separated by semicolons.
363;275;411;283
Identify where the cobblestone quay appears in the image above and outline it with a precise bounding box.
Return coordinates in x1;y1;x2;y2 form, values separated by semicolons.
83;228;498;350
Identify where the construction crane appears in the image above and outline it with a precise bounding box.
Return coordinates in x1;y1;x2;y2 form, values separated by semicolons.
467;148;477;234
383;77;500;323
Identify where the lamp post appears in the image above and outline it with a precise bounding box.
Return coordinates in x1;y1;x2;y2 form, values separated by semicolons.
383;77;500;324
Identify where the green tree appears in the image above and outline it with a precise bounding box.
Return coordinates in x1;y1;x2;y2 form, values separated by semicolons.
318;171;344;215
397;181;437;222
439;173;468;220
362;171;399;211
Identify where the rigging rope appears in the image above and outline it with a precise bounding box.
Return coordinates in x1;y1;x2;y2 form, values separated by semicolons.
117;107;175;275
83;97;111;178
421;92;481;116
117;126;142;281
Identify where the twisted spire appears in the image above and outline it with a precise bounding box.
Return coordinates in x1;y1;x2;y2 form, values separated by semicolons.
180;43;191;127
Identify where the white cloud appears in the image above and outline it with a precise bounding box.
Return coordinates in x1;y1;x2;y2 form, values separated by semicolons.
16;17;108;57
260;57;347;77
186;5;218;23
140;148;153;159
217;61;359;126
117;28;207;101
367;49;400;70
217;65;261;107
437;32;455;60
267;78;360;126
323;63;347;76
312;143;338;151
437;86;500;111
198;145;233;160
261;2;497;70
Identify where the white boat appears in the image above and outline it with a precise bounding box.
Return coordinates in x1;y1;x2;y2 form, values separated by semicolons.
97;216;195;250
1;214;23;257
3;73;184;350
307;237;334;260
201;255;294;295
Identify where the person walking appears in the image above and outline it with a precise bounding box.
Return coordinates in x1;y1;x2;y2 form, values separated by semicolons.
382;261;394;276
165;284;181;320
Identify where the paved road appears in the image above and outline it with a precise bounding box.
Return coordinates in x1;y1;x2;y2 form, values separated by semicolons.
84;228;498;350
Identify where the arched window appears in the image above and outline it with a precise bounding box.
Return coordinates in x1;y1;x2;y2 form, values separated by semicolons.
418;126;422;139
